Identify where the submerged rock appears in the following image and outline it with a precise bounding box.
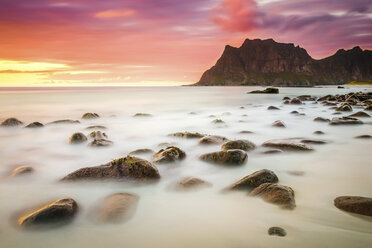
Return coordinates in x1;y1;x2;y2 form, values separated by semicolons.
153;146;186;164
313;130;324;135
170;132;204;139
268;227;287;237
85;125;107;130
25;122;44;128
267;106;280;110
1;118;23;127
290;98;302;105
329;117;363;125
133;113;152;117
336;103;353;112
89;131;107;139
262;139;314;151
175;177;212;190
17;198;78;228
261;149;283;154
349;111;370;118
221;140;256;151
354;135;372;139
11;165;34;176
82;113;99;119
198;135;228;145
271;120;286;128
239;130;254;134
227;169;278;191
68;132;88;144
212;119;224;124
97;193;139;223
48;119;80;125
248;88;279;94
62;156;160;181
199;149;247;166
313;117;330;122
300;139;327;145
129;148;154;155
250;183;296;209
290;110;299;115
334;196;372;217
88;139;113;147
365;105;372;111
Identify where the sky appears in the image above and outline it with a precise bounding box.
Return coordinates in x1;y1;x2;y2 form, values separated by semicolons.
0;0;371;86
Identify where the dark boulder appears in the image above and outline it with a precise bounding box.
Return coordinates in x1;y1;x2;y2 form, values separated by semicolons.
68;132;88;144
88;139;113;147
153;146;186;164
199;149;247;166
48;119;80;125
268;227;287;237
314;117;330;122
198;135;228;145
334;196;372;217
262;139;314;151
11;165;34;176
271;120;285;127
267;106;280;110
221;140;256;151
250;183;296;209
89;131;107;139
1;118;23;127
170;132;205;139
248;88;279;94
329;117;363;125
227;169;278;191
290;98;302;105
25;122;44;128
349;111;370;118
354;135;372;139
82;113;100;119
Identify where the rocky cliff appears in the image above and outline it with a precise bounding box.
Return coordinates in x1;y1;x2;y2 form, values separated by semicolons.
195;39;372;86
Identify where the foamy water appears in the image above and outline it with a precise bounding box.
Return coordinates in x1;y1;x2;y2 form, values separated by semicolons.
0;86;371;248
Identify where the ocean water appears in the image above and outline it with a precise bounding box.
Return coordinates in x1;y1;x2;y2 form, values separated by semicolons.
0;86;371;248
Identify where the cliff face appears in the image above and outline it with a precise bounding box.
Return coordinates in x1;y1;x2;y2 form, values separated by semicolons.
196;39;372;86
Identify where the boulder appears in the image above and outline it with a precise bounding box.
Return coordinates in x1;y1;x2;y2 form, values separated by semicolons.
89;131;107;139
212;119;224;124
129;148;154;155
262;139;314;151
313;130;324;135
25;122;44;128
290;111;299;115
336;103;352;112
290;98;302;105
349;111;370;118
250;183;296;209
68;132;88;144
170;132;204;139
198;135;228;145
62;156;160;181
175;177;212;190
239;130;254;134
268;227;287;237
271;120;285;127
82;113;99;119
365;105;372;111
329;117;363;125
283;100;290;104
334;196;372;217
227;169;278;191
199;149;247;166
248;87;279;94
1;118;23;127
267;106;280;110
261;149;283;154
221;140;256;151
354;135;372;139
48;119;80;125
11;165;34;176
97;193;139;223
85;125;106;130
133;113;152;117
17;198;78;228
89;139;113;147
314;117;330;122
300;139;327;145
153;146;186;164
282;97;290;100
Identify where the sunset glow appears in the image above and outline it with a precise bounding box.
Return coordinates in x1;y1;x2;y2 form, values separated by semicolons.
0;0;371;86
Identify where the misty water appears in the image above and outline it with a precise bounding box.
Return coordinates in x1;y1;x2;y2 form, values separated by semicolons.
0;86;371;248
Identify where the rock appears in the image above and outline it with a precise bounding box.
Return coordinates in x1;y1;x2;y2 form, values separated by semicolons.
1;118;23;127
48;119;80;125
334;196;372;217
337;86;345;89
261;149;283;154
153;146;186;164
290;98;302;105
354;135;372;139
227;169;278;191
239;130;254;134
300;139;327;144
332;112;342;115
262;139;314;151
248;88;279;94
170;132;204;139
133;113;152;117
267;106;280;110
198;135;228;145
290;110;299;114
250;183;296;209
286;170;305;176
199;149;247;166
313;130;324;135
336;103;353;112
329;117;363;125
88;139;113;147
62;156;160;181
85;125;106;130
283;100;290;104
17;198;78;228
314;117;330;122
68;132;88;144
89;131;107;139
268;227;287;237
349;111;370;118
158;142;176;148
82;113;99;119
282;97;290;100
11;165;34;176
221;140;256;151
97;193;139;223
25;122;44;128
298;95;315;101
212;119;224;124
271;120;285;127
129;148;154;155
175;177;212;190
365;105;372;111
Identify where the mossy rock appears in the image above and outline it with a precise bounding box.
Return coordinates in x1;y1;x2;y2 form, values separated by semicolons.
199;149;247;166
175;177;212;191
48;119;80;125
349;111;370;118
25;122;44;128
313;117;330;122
170;132;205;139
221;139;256;151
290;98;302;105
268;227;287;237
82;113;100;119
97;193;139;223
129;148;154;155
88;139;113;147
133;113;152;117
89;131;107;139
62;156;160;181
271;120;285;127
17;198;78;228
1;118;23;127
250;183;296;209
329;117;363;125
336;103;352;112
262;139;314;151
227;169;278;191
68;132;88;144
85;125;107;130
153;146;186;164
212;119;224;124
198;135;228;145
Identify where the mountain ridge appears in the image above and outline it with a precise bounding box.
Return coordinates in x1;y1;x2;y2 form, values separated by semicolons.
195;38;372;86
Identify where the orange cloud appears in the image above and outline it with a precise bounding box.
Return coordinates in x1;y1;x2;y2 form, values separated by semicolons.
95;9;136;19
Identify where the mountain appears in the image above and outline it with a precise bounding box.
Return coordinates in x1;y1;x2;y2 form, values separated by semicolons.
195;38;372;86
